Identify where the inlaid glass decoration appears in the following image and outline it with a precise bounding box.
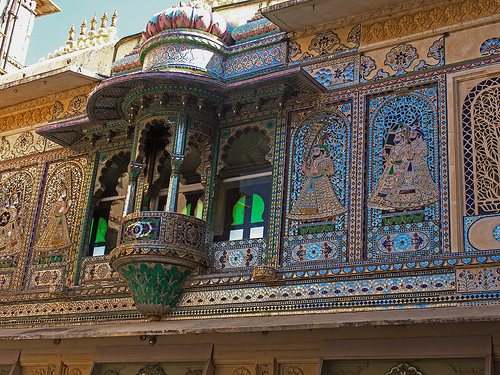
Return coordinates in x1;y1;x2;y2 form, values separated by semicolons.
462;77;500;216
282;106;352;267
365;84;446;259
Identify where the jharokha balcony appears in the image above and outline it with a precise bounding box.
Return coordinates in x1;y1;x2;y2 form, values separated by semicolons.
110;211;209;321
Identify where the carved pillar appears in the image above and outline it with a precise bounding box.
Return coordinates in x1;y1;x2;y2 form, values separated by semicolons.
123;162;144;215
164;113;187;212
164;157;182;212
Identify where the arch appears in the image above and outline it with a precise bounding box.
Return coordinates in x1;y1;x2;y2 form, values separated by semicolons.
217;125;273;177
213;124;274;242
462;77;500;216
186;131;212;186
94;150;131;201
134;117;173;164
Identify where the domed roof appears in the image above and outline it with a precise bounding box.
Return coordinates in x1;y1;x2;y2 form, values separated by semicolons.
142;2;231;43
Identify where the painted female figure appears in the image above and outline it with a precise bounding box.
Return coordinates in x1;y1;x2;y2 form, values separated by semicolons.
288;144;346;222
37;186;72;252
0;194;22;256
368;126;439;210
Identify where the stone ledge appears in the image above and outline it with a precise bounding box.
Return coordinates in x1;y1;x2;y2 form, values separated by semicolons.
1;303;499;340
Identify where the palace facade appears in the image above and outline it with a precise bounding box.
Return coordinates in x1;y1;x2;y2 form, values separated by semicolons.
0;0;500;374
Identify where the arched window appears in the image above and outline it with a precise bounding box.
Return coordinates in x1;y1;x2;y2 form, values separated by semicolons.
214;129;272;241
177;143;204;218
89;152;130;256
141;119;172;211
462;77;500;215
149;140;205;217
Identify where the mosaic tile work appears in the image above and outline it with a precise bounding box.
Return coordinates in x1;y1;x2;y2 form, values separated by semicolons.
289;236;343;265
361;37;445;82
210;220;266;272
80;256;118;285
179;273;455;307
365;80;449;259
384;44;418;74
480;37;500;56
213;247;259;270
0;271;11;290
304;55;360;90
283;105;353;267
31;268;64;287
370;224;435;258
457;266;500;292
142;42;224;79
224;43;286;80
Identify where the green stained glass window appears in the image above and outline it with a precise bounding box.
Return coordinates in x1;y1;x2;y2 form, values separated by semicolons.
232;195;246;225
95;217;108;244
250;194;265;223
181;203;192;216
195;201;203;219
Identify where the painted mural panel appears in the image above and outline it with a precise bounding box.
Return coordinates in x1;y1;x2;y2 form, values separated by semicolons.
26;157;90;288
365;79;449;259
34;161;85;254
0;166;40;290
283;106;353;267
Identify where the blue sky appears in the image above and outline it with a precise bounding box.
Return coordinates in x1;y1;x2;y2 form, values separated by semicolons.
26;0;178;65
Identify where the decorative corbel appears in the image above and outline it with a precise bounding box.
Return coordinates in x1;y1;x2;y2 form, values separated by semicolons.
197;97;204;111
140;95;149;110
231;102;239;116
217;103;224;118
90;134;98;147
254;98;263;111
181;94;189;106
159;92;168;106
126;125;135;139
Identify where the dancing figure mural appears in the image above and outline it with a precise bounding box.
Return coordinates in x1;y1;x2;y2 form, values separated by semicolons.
0;193;22;256
368;125;439;211
37;185;72;252
288;144;346;222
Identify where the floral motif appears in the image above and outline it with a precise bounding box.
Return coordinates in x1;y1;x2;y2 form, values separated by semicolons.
385;363;422;375
0;137;10;157
314;68;333;85
308;31;340;54
289;41;301;59
122;217;159;242
480;37;500;55
119;263;192;320
361;55;376;79
494;225;500;241
137;365;166;375
413;60;429;71
373;69;390;80
384;44;418;72
346;24;361;47
300;52;314;60
428;37;444;63
13;132;34;154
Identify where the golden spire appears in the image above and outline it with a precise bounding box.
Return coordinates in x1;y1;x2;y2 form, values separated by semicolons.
80;18;87;36
100;11;108;28
111;9;117;27
68;25;75;41
90;13;97;31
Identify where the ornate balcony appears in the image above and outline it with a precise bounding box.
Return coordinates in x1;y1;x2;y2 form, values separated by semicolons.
110;211;209;321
